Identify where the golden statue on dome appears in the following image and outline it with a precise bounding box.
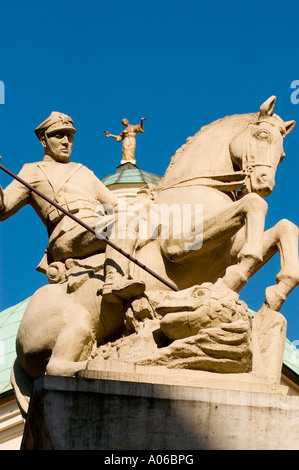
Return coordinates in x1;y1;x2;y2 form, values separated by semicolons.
103;117;146;165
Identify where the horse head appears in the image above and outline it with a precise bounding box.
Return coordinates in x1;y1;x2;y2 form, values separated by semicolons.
229;96;295;198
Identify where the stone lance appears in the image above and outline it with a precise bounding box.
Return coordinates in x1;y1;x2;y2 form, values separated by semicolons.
0;162;179;292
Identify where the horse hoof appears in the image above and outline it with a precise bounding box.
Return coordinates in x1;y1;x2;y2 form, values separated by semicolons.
265;284;287;312
219;265;248;292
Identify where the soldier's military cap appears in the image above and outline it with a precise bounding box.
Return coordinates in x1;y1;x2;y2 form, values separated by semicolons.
35;112;76;140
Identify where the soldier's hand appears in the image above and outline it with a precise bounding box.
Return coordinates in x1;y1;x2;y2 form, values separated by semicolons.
141;117;147;121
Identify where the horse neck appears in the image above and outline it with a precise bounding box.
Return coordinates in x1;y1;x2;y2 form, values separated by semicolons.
159;114;254;189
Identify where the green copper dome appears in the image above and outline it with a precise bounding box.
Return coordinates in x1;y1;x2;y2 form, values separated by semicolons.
102;162;161;188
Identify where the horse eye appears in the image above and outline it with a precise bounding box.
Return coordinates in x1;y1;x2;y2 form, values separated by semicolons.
256;130;269;139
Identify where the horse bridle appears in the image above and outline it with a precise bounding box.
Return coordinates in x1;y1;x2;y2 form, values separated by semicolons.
241;119;280;174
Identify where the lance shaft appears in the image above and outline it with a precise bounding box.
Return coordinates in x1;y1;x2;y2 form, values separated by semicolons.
0;163;179;292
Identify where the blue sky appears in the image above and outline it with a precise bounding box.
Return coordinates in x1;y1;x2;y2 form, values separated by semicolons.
0;0;298;342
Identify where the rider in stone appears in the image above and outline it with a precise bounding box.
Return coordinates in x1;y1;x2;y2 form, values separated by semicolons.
0;111;145;301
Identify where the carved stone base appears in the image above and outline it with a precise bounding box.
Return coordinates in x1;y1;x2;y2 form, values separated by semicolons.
88;284;254;374
87;298;285;381
21;372;299;450
88;319;252;373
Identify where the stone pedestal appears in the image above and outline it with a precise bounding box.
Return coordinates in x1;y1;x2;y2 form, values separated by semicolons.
21;364;299;450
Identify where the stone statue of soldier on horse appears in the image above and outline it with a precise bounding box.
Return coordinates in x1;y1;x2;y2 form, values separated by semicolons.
0;96;298;417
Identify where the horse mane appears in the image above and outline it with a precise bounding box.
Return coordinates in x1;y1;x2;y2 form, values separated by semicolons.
159;113;256;189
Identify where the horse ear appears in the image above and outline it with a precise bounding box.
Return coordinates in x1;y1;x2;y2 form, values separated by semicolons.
259;96;276;116
284;120;296;136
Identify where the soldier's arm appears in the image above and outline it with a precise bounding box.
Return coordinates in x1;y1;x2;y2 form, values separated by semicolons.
96;178;118;208
0;165;31;221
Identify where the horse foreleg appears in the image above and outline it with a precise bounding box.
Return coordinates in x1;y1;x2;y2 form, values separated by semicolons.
230;219;299;311
217;193;268;291
262;219;299;311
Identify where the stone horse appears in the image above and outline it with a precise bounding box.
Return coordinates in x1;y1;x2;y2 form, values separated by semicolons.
12;96;299;416
132;96;299;314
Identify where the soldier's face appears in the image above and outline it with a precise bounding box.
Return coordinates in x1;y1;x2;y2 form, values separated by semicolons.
42;130;74;162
